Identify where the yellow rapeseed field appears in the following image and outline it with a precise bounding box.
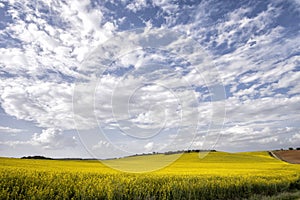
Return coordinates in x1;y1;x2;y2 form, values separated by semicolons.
1;151;300;199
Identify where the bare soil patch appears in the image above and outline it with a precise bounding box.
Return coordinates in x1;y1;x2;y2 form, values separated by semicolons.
272;150;300;164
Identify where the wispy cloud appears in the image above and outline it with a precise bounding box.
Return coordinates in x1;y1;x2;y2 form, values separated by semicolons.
1;128;76;150
0;126;23;134
0;0;299;157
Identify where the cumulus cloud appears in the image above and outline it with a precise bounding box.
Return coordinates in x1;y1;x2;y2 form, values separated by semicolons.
31;128;76;149
0;78;75;129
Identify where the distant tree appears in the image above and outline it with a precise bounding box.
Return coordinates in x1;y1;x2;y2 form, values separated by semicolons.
296;147;300;150
21;155;52;160
289;147;294;150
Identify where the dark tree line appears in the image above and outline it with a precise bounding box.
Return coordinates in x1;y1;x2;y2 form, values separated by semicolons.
21;155;52;160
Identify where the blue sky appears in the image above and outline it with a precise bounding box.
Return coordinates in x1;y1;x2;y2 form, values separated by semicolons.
0;0;299;158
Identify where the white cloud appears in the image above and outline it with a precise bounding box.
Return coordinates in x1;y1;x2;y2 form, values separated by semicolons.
0;126;23;134
291;0;300;11
0;78;75;129
92;140;110;150
0;0;299;157
152;0;179;15
126;0;147;12
0;0;113;78
144;142;154;152
290;133;300;144
31;128;76;149
0;128;76;150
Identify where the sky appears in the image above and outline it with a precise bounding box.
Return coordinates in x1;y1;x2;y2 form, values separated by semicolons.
0;0;299;159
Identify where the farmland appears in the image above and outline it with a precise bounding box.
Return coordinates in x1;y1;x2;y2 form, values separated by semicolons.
273;150;300;164
1;151;300;199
